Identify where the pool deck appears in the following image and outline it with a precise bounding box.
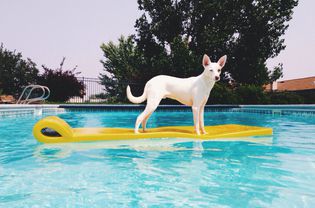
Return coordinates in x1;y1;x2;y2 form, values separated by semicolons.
1;104;315;117
0;104;59;109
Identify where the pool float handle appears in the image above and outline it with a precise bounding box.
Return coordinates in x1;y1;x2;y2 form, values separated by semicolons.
33;116;74;143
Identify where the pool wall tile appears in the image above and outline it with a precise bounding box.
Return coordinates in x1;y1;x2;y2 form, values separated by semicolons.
1;104;315;118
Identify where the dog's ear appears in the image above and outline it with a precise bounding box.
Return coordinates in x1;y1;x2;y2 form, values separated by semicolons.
218;55;227;68
202;54;211;67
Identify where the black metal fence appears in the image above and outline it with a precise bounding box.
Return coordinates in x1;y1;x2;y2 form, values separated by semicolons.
68;77;105;103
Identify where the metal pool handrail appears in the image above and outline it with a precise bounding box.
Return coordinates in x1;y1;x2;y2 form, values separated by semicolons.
17;85;50;104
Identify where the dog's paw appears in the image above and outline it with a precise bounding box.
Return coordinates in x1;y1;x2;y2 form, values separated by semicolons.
195;131;201;135
201;131;208;135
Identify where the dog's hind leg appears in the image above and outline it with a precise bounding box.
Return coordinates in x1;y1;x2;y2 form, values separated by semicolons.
135;96;161;133
135;111;148;133
142;112;153;132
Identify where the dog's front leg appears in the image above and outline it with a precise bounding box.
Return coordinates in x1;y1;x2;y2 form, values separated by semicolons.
199;106;207;134
192;106;201;135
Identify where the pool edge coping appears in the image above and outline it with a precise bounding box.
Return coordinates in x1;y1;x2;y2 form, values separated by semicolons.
1;103;315;110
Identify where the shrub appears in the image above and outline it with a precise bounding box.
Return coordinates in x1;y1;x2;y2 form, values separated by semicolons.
209;83;239;104
267;91;304;104
294;90;315;104
37;58;85;102
94;93;107;99
236;84;267;104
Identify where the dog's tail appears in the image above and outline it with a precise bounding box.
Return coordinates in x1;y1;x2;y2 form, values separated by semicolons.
126;85;147;104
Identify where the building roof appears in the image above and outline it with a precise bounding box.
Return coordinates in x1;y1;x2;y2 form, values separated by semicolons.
277;76;315;91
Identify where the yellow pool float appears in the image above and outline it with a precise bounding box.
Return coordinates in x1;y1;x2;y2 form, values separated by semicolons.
33;116;273;143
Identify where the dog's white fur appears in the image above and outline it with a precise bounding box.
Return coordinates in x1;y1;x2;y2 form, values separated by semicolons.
126;54;227;134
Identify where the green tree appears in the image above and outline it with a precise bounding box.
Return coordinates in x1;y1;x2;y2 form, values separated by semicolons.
100;0;298;102
136;0;298;85
228;1;297;85
100;36;199;102
268;63;284;91
0;44;39;95
100;36;146;102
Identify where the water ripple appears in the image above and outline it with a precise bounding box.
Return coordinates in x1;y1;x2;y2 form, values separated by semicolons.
1;111;315;207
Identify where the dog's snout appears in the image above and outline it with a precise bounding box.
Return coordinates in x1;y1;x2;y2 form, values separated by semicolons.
215;76;220;81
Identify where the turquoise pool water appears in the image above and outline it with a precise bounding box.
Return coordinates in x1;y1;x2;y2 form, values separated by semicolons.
0;110;315;207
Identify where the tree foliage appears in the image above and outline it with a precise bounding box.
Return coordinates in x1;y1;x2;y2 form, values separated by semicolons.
100;36;146;102
100;35;200;102
136;0;298;85
37;58;85;102
269;63;284;83
100;0;298;102
0;44;39;95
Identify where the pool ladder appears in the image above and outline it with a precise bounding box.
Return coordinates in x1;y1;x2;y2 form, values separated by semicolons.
17;85;50;104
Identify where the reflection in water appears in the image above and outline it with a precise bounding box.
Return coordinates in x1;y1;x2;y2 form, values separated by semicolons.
33;136;273;161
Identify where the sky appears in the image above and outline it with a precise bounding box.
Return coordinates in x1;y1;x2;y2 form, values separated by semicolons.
0;0;314;81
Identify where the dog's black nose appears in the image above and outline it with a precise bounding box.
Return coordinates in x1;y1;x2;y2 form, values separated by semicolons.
215;76;220;81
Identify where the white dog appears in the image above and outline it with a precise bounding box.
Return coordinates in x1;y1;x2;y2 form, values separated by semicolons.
126;54;227;134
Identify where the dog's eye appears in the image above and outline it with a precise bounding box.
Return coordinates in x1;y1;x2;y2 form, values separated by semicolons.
218;69;221;72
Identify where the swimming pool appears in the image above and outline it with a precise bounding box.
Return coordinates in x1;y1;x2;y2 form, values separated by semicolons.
1;108;315;207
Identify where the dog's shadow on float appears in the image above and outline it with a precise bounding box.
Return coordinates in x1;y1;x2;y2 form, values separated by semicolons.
33;136;274;161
